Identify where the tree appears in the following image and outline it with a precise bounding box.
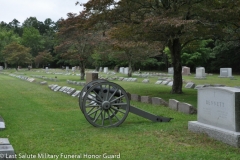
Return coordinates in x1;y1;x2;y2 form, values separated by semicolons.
0;27;20;68
22;17;40;30
180;39;214;69
8;19;23;36
83;0;155;77
21;27;44;57
35;51;53;68
83;0;240;93
55;12;99;80
2;42;32;67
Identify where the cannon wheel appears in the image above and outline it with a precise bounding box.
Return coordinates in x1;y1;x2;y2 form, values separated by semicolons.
81;82;130;127
79;79;108;112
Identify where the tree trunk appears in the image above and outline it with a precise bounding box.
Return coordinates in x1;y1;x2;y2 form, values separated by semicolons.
168;38;183;94
4;62;7;69
128;61;132;77
80;62;85;80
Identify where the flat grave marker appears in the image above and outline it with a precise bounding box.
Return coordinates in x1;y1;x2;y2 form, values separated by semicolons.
51;85;58;90
167;81;173;86
0;116;5;130
131;78;137;82
54;86;62;92
185;82;195;89
194;85;205;89
59;86;67;92
142;79;149;83
63;87;71;93
67;88;76;95
72;90;81;97
155;81;162;84
0;144;16;159
161;81;170;85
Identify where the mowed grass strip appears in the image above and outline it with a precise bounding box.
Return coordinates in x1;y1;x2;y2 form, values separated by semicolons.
0;73;240;160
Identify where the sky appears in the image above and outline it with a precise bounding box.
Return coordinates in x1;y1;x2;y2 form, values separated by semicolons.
0;0;88;24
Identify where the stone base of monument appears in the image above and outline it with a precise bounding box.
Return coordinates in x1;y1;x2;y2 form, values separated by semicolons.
0;138;16;160
188;121;240;147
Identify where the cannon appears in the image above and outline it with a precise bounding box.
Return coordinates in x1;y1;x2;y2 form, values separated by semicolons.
79;80;173;127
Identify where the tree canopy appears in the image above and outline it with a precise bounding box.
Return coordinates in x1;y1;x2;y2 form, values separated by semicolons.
1;1;240;94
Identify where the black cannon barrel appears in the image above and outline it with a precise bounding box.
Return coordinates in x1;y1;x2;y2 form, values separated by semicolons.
87;85;122;97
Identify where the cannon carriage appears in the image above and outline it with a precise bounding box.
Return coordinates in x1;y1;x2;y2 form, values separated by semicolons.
79;80;172;127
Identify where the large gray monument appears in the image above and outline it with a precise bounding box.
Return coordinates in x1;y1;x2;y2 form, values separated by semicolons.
188;87;240;147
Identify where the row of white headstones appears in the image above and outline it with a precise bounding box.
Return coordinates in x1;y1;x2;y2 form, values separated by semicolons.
168;67;233;78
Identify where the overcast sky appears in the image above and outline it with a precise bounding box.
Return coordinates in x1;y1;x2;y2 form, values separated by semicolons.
0;0;88;24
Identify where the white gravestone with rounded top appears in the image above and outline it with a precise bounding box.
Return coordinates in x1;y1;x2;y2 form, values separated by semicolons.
103;67;108;73
188;87;240;147
195;67;206;79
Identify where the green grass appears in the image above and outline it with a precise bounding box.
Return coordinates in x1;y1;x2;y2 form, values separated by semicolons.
0;69;240;160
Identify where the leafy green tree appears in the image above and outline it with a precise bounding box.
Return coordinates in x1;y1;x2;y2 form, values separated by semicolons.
22;17;40;30
181;39;214;69
209;40;240;73
0;27;20;68
83;0;240;93
35;51;53;68
2;42;32;67
55;12;98;80
21;27;44;57
8;19;23;36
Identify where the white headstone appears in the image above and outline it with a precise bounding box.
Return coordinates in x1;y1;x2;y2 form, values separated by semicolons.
168;67;174;74
0;66;3;70
103;67;108;73
45;67;48;72
66;66;69;71
72;67;76;71
124;67;129;74
195;67;206;78
219;68;232;77
188;87;240;147
119;67;124;73
99;67;103;72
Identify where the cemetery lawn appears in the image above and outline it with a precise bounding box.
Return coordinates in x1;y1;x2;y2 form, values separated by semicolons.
0;70;240;160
